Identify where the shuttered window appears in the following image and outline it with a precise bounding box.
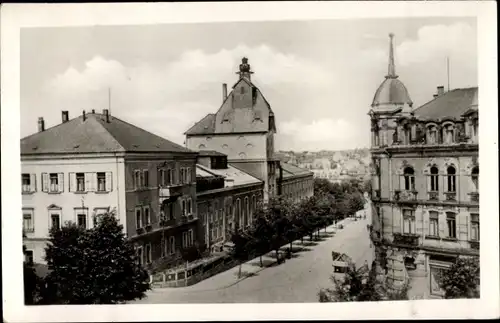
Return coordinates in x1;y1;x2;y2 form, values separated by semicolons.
21;174;36;193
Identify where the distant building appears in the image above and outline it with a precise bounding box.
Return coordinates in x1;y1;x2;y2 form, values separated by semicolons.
21;110;199;269
369;34;479;299
185;57;313;204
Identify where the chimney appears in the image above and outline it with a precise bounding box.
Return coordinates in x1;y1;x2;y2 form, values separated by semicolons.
433;94;438;99
61;111;69;123
103;109;110;123
222;83;228;102
437;86;444;96
38;117;45;132
82;110;86;121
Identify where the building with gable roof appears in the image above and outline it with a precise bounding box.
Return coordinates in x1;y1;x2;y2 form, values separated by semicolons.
185;57;314;207
369;34;479;299
21;109;200;269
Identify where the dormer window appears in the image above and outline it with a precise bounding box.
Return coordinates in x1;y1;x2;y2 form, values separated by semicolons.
427;125;438;144
444;124;454;144
403;124;411;145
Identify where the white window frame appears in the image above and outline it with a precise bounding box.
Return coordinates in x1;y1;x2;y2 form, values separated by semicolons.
23;208;35;233
50;213;61;230
402;209;415;234
470;213;479;241
428;211;439;237
22;173;36;193
446;166;457;193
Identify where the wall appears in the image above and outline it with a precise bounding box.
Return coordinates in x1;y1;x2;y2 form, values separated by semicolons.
21;155;126;264
282;176;314;202
186;133;267;161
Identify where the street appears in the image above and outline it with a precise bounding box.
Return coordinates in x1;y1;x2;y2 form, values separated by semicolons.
132;205;373;304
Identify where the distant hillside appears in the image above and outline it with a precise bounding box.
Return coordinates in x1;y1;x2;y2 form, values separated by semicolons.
275;149;371;182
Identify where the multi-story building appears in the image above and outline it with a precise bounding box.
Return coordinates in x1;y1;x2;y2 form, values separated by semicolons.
21;110;199;269
369;34;479;299
185;57;313;204
195;150;264;253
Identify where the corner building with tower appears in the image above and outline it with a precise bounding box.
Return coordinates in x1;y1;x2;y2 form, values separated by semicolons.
369;34;479;299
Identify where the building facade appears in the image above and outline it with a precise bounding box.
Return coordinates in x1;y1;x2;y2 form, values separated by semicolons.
369;34;479;299
195;151;264;253
21;110;199;269
185;57;313;204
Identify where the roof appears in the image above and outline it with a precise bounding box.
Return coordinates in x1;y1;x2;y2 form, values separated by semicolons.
281;162;314;179
184;114;215;135
197;150;227;157
196;164;262;187
21;113;195;155
412;87;478;120
372;77;413;107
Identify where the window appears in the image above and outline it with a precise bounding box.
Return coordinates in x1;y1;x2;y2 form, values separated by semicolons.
134;170;141;189
182;230;193;248
75;214;86;228
402;209;415;234
181;199;186;216
166;169;172;185
180;168;185;184
471;166;479;191
470;213;479;241
143;170;149;187
403;167;415;191
446;166;456;192
51;214;60;229
430;166;439;191
169;236;175;255
23;212;34;233
136;247;143;265
161;237;167;257
446;213;456;238
472;120;478;139
187;198;192;215
444;125;454;144
22;174;34;193
186;167;191;184
144;206;151;226
25;250;34;264
145;243;152;264
427;126;437;144
429;211;439;237
403;124;411;144
244;197;249;226
135;208;142;229
97;172;106;191
76;173;85;192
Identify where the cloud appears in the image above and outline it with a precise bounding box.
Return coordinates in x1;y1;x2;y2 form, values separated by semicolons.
39;44;335;146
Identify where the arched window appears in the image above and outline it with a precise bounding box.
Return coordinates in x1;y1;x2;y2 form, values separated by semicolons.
444;125;454;144
244;197;249;226
471;166;479;191
430;166;439;192
427;126;438;144
403;167;415;191
446;166;456;192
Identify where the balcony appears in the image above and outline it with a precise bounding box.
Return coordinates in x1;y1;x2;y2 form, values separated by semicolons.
393;190;418;202
469;240;480;250
469;192;479;203
428;191;439;201
159;185;183;204
444;192;457;201
392;233;420;247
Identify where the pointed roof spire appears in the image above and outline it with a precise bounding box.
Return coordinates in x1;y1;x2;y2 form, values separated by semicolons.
236;57;254;80
387;33;398;79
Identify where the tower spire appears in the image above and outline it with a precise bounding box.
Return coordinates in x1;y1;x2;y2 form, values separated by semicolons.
236;57;254;80
387;33;398;78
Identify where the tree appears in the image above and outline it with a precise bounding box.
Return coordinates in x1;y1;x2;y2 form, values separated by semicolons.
42;212;150;304
440;256;480;299
229;230;252;278
23;232;40;305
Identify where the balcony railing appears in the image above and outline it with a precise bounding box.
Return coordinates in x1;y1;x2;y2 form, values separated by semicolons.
470;240;480;250
469;192;479;203
392;233;419;246
394;190;418;202
444;192;457;201
428;191;439;201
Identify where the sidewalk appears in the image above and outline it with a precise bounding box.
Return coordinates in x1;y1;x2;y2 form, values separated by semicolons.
152;217;355;291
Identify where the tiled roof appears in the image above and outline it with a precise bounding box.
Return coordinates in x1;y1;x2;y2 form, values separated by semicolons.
196;164;262;187
184;113;216;135
281;162;314;179
197;150;227;157
21;113;195;155
413;87;478;120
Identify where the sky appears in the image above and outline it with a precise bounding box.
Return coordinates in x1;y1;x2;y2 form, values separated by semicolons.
20;17;477;151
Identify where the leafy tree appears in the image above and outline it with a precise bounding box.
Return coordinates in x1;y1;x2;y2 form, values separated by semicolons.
180;243;204;268
229;230;252;278
440;256;480;299
23;233;40;305
247;210;272;267
266;197;291;263
42;212;150;304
